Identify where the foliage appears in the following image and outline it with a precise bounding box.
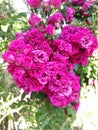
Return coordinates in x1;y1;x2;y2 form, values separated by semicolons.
0;0;28;51
74;52;98;100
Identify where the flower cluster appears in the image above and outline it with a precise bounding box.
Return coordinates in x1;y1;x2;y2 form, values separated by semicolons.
81;1;94;17
27;0;95;25
2;0;98;108
65;7;75;23
26;0;63;9
69;0;95;24
60;25;98;65
3;24;97;107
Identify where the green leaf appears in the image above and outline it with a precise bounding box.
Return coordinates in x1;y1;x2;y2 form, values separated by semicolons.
31;92;38;99
37;92;46;102
41;118;50;130
18;12;27;17
21;92;27;100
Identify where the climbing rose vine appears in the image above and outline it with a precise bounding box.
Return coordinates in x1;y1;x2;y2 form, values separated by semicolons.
2;0;98;109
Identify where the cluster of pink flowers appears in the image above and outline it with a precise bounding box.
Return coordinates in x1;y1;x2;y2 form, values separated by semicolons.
2;0;98;108
3;25;97;107
60;25;98;66
26;0;95;25
26;0;63;9
81;1;94;17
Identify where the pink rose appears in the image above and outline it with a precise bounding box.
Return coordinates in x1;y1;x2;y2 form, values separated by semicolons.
7;64;16;75
58;85;72;97
13;68;24;79
2;52;15;63
49;0;61;8
65;7;75;23
30;78;45;92
37;71;50;85
26;0;40;8
28;13;41;27
48;12;64;26
32;50;49;63
45;24;55;35
49;94;68;107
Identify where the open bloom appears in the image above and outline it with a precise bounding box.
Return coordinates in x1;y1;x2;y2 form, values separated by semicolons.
48;12;64;26
49;0;61;8
28;13;41;27
45;24;55;35
60;25;98;65
32;50;49;63
26;0;40;8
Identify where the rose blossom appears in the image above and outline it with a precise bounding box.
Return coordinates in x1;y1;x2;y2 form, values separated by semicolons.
32;50;49;63
26;0;40;8
49;94;68;107
48;12;64;26
30;78;45;92
28;13;41;27
45;24;55;35
65;7;75;23
49;0;61;8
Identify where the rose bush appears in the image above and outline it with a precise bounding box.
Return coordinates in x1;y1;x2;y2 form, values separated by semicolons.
2;0;98;129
